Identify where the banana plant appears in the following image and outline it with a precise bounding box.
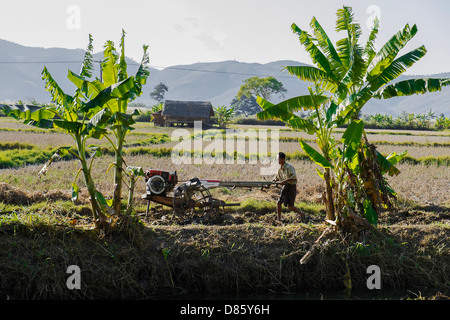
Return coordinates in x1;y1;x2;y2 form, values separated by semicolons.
68;30;150;217
3;35;108;228
2;32;149;230
213;105;235;128
257;6;450;229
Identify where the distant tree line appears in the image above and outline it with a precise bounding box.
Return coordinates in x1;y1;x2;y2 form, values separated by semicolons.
361;110;450;130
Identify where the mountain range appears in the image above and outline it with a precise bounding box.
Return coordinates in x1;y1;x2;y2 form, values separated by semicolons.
0;39;449;116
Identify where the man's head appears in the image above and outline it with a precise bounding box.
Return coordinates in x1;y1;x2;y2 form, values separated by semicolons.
278;152;286;165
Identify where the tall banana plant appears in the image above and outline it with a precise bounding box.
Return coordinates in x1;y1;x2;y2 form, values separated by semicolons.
257;6;450;229
2;32;149;230
68;30;150;217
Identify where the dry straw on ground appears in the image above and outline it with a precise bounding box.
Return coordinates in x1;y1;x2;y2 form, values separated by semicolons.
0;182;73;205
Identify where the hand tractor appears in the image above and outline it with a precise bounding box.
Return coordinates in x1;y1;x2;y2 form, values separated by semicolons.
142;169;279;219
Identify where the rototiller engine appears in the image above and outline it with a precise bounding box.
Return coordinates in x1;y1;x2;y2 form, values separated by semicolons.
144;169;178;195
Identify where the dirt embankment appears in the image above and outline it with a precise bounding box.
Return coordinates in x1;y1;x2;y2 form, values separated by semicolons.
0;184;449;299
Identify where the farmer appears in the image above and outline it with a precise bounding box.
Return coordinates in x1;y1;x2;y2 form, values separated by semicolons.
274;152;305;222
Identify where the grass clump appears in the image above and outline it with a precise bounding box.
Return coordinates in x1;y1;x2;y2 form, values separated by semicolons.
0;148;54;169
0;142;36;151
240;198;276;214
401;155;450;167
0;143;82;169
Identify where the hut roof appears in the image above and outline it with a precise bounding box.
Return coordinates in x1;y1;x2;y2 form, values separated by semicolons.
162;100;214;119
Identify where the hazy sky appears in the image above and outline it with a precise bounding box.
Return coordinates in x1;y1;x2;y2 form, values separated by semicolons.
1;0;449;75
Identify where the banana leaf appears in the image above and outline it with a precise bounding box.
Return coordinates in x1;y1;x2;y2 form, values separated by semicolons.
53;120;83;134
285;66;339;92
79;34;95;79
335;6;362;69
367;23;418;80
332;87;373;125
341;119;364;161
95;191;114;215
325;101;339;125
110;111;136;130
386;150;408;166
101;41;120;87
299;139;334;169
291;23;334;76
373;78;450;99
256;97;292;122
126;166;145;177
89;146;103;159
129;45;150;100
24;119;55;129
81;77;135;113
88;108;112;128
1;104;56;122
363;17;380;68
118;30;128;82
287;116;317;134
42;67;75;110
363;199;378;227
310;16;344;77
68;70;106;100
376;150;406;176
368;45;427;91
72;183;79;202
256;94;329;122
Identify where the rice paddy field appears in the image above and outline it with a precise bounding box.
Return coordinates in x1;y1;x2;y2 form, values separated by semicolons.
0;117;449;300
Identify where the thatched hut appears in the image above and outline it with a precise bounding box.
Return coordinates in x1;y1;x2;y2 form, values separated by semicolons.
154;100;215;127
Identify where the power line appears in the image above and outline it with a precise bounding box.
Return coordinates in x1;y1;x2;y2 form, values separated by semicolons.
148;65;296;79
0;61;82;64
0;60;297;79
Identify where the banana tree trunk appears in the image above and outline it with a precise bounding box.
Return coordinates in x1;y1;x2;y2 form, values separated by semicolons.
126;175;136;215
76;136;108;228
324;168;335;221
81;162;106;228
113;127;124;216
